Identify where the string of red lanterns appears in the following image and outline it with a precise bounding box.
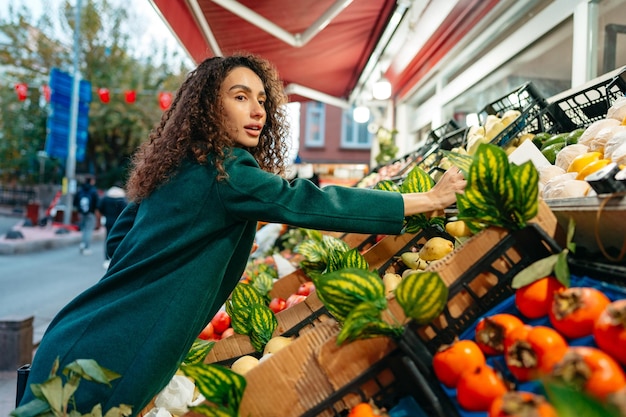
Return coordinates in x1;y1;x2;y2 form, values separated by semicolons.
11;82;173;110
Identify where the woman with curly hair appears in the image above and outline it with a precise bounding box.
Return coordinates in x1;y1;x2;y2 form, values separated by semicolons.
18;54;466;415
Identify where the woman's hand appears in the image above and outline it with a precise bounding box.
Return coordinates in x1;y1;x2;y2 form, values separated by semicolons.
402;167;466;216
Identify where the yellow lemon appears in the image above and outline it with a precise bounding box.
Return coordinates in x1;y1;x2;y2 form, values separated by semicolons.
567;151;603;173
576;158;611;180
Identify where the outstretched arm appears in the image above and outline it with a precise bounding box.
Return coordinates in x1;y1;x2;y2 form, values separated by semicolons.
402;167;466;216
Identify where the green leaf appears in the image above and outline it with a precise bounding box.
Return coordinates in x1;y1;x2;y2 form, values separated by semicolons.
554;250;571;287
510;160;539;224
566;217;577;253
38;376;63;413
9;398;51;417
543;380;621;417
103;404;133;417
63;359;121;386
511;254;560;289
303;229;323;242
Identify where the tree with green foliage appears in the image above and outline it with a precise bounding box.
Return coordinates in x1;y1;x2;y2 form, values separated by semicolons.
0;0;191;187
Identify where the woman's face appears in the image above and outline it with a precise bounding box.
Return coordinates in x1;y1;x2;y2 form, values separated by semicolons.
220;66;267;148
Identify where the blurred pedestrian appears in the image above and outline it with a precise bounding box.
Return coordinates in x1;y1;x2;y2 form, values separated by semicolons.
73;176;99;255
97;183;128;268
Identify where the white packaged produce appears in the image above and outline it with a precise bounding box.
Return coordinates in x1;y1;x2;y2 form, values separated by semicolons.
607;96;626;121
588;125;625;153
610;142;626;166
604;128;626;160
554;144;589;171
144;407;172;417
538;165;566;191
578;119;620;147
154;374;197;415
542;172;592;199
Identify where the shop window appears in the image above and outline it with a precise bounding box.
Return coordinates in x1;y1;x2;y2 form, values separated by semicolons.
341;109;373;149
304;102;325;148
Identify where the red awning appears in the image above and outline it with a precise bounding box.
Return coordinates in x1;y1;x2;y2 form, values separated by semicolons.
152;0;397;104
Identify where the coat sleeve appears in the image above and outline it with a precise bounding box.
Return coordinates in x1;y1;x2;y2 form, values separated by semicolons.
105;202;138;258
216;149;405;235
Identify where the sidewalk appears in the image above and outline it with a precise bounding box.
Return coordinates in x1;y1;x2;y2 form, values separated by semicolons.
0;218;105;255
1;217;105;415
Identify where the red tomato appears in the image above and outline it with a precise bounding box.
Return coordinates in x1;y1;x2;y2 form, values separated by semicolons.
269;297;287;313
489;391;557;417
515;276;565;319
220;327;235;339
433;339;486;388
456;364;508;411
285;293;307;308
549;287;610;339
211;310;231;335
552;346;626;400
475;313;525;355
296;281;315;296
505;326;568;382
594;299;626;366
198;322;215;340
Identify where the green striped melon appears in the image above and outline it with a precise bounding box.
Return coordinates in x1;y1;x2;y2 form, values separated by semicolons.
401;165;435;193
231;282;265;308
339;247;369;270
314;268;386;322
394;271;448;325
183;339;216;366
373;179;401;192
181;362;246;408
248;303;277;352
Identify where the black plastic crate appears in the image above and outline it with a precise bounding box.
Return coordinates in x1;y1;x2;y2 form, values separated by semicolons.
428;120;461;145
547;66;626;131
410;224;562;354
438;127;469;151
479;82;563;148
300;349;459;417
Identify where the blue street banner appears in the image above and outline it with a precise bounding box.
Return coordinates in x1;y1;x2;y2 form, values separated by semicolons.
45;68;92;161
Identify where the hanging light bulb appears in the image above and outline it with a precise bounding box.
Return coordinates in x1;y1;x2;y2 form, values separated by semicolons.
353;105;370;123
372;76;391;100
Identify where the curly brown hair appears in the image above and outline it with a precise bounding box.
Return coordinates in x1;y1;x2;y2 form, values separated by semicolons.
126;54;290;202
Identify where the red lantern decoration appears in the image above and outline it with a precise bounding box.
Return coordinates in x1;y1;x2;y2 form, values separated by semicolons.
124;90;136;104
98;87;110;103
158;92;172;110
42;84;51;102
15;83;28;101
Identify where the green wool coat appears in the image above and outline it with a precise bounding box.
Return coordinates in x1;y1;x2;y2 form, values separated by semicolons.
20;148;405;415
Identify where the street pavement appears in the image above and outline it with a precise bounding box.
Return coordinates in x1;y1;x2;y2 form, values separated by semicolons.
0;214;106;416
